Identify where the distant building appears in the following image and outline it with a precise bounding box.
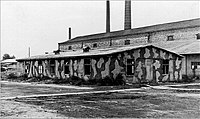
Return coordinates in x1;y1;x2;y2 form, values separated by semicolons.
1;59;17;71
17;0;200;84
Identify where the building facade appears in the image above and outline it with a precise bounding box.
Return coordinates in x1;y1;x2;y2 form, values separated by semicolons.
17;45;182;84
58;19;200;52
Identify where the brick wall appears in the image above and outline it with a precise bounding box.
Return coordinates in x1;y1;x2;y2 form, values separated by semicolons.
59;26;200;51
150;27;200;42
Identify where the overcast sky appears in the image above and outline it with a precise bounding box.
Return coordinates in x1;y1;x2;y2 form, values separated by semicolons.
1;1;199;59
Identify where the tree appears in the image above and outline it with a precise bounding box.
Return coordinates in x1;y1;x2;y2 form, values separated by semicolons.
2;54;15;60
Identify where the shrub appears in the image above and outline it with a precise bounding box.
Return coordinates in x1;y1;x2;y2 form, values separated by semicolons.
39;75;51;81
7;73;18;79
84;78;97;85
182;75;194;83
14;74;28;82
97;76;114;86
23;74;28;78
69;76;85;86
27;77;39;82
114;73;125;85
52;77;59;84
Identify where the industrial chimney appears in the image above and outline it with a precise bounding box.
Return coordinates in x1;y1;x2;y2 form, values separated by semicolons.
69;27;71;40
124;0;131;30
106;0;110;33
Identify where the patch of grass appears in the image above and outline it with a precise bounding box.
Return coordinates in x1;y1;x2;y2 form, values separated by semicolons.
12;91;200;118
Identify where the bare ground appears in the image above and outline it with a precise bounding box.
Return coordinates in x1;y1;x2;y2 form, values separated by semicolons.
1;100;65;118
1;81;200;118
7;89;200;118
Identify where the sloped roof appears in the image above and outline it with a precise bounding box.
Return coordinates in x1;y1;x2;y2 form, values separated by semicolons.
59;18;200;44
17;44;182;61
152;40;200;55
1;59;17;63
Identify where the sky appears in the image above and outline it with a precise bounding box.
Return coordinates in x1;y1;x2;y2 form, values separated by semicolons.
1;0;200;59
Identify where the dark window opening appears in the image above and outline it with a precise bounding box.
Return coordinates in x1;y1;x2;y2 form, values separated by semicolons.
38;61;43;74
83;46;90;52
25;62;30;74
93;43;97;48
167;35;174;41
110;39;112;46
125;40;130;45
84;59;91;75
81;42;84;48
50;60;55;75
191;62;200;69
162;60;169;74
68;46;72;50
64;61;70;74
196;33;200;40
126;59;134;75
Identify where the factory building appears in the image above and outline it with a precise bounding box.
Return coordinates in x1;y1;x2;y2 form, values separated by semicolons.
17;0;200;84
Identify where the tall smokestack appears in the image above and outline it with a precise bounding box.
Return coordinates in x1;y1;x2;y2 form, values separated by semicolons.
28;47;30;57
124;0;131;30
69;27;71;40
106;0;110;33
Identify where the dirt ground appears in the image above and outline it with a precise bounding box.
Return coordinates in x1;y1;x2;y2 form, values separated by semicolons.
1;81;200;118
0;100;65;118
11;90;200;118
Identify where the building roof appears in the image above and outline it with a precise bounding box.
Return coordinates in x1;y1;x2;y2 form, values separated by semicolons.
152;40;200;55
17;44;182;61
59;18;200;44
1;59;17;63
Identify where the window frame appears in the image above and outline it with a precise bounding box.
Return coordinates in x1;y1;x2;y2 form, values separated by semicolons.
124;40;130;45
25;62;30;74
109;39;112;46
93;43;97;48
49;60;55;75
64;60;70;75
162;59;169;75
167;35;174;41
68;46;72;50
84;58;91;75
191;62;200;69
126;58;135;75
196;33;200;40
38;61;43;74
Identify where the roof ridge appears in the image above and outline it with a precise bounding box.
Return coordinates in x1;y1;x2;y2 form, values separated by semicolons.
59;18;200;44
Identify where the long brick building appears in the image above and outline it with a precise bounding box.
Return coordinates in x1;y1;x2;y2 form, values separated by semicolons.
17;0;200;84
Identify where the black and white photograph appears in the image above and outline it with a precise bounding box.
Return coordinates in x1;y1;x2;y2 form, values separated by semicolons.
1;0;200;118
